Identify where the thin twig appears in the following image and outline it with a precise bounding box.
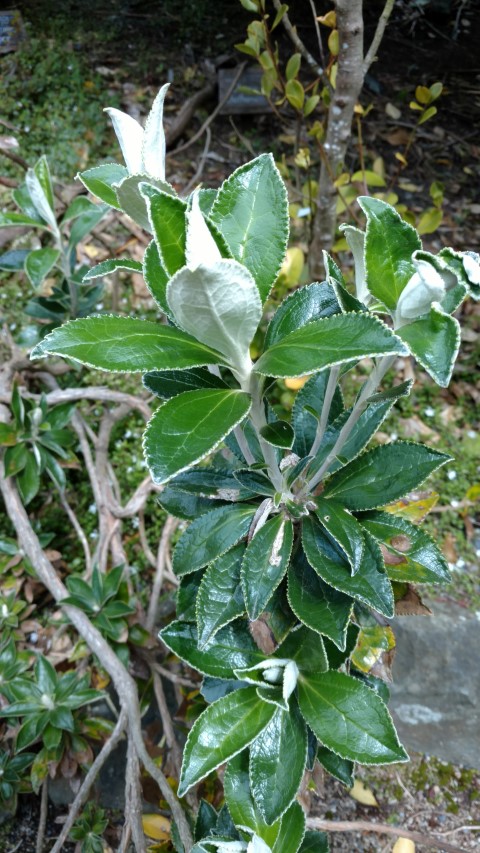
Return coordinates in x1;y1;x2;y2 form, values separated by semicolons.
363;0;396;73
172;63;247;155
309;0;326;70
147;515;178;632
306;819;470;853
58;489;92;575
152;662;198;689
152;670;183;778
272;0;324;80
183;125;212;195
36;777;48;853
50;710;127;853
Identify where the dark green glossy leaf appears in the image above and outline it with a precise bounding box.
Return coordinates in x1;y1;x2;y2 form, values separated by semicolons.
4;443;28;477
323;441;451;510
323;623;359;670
210;154;289;303
232;468;276;496
143;368;228;399
143;239;170;315
178;686;276;795
276;626;329;675
31;316;225;373
272;801;306;853
77;163;128;209
302;517;394;618
292;371;344;458
145;389;251;487
287;552;353;649
298;670;408;764
197;544;246;648
250;700;307;824
158;488;222;521
177;570;205;621
397;304;460;387
0;249;30;271
254;313;407;378
358;511;450;584
315;500;365;575
159;619;265;679
264;282;340;349
194;799;218;841
360;196;421;310
141;184;187;274
298;830;329;852
242;516;293;620
172;503;257;576
260;420;294;449
316;745;354;787
224;751;281;846
168;468;254;501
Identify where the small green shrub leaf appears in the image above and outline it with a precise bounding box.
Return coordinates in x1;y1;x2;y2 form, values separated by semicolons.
197;544;246;648
276;626;329;675
210;154;289;303
316;745;354;787
359;196;421;310
116;175;175;231
242;515;293;620
250;701;307;824
144;389;251;487
141;184;187;273
82;258;143;281
302;519;394;618
143;367;228;399
287;553;353;649
397;304;460;387
264;282;340;349
24;248;59;289
224;751;281;846
272;801;306;853
172;503;257;576
297;670;408;764
298;830;330;852
142;239;170;315
167;260;262;374
254;314;407;378
359;511;450;584
77;163;128;208
259;420;294;449
323;441;451;509
31;316;224;372
159;620;265;680
178;686;276;796
315;500;365;575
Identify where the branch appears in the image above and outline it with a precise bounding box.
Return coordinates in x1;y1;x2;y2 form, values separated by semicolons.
363;0;395;74
0;386;152;422
50;710;127;853
272;0;324;80
306;819;470;853
0;472;194;852
147;515;178;632
152;670;183;780
172;63;247;156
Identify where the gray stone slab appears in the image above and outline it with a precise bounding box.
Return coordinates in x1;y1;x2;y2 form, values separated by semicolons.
389;600;480;769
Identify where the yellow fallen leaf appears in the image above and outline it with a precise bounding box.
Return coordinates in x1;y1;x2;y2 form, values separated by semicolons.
393;839;415;853
142;814;171;841
285;376;309;391
349;779;379;807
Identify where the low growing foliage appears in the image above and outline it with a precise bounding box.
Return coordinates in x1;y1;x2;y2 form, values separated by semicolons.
3;83;478;850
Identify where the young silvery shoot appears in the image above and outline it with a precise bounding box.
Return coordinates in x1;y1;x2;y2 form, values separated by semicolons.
31;87;478;853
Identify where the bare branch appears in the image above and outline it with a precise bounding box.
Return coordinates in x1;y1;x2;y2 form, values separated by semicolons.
147;515;178;632
50;710;127;853
272;0;324;80
152;671;183;779
306;819;469;853
0;472;194;852
0;385;152;421
57;489;92;575
125;735;147;853
36;777;48;853
363;0;395;74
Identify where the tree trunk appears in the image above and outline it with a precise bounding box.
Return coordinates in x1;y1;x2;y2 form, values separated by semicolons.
310;0;365;277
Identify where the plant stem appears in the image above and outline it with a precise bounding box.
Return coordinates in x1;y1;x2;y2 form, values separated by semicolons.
247;372;284;492
36;777;48;853
308;365;340;458
304;355;395;493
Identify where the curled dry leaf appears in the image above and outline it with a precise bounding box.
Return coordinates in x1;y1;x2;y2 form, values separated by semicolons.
392;839;415;853
394;584;433;616
349;779;379;807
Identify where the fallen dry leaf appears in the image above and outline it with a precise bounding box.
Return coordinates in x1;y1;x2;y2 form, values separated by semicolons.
349;779;379;807
392;839;415;853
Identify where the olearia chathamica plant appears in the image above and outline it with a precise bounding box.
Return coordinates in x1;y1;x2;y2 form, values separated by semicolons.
30;85;480;852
